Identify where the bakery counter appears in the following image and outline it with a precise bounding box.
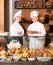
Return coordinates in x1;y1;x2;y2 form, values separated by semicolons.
0;36;53;65
0;61;53;65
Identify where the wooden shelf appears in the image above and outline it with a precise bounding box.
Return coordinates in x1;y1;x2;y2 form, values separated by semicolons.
15;8;53;9
14;0;53;9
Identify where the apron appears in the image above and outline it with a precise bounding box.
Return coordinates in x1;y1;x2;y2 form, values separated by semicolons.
29;37;45;49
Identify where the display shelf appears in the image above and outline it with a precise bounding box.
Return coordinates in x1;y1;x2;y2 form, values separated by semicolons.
14;0;53;9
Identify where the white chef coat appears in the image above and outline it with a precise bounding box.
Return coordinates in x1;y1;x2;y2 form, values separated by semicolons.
10;22;24;36
27;21;46;49
28;21;46;36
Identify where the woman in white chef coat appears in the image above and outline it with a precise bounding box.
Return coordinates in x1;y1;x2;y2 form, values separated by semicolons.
9;10;24;45
27;10;46;49
10;10;24;36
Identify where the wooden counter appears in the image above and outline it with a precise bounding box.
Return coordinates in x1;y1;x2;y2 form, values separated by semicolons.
0;61;53;65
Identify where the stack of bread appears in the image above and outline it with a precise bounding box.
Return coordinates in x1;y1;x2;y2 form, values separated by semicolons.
7;40;21;49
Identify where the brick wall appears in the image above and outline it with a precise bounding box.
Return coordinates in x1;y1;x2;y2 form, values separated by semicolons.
0;0;4;31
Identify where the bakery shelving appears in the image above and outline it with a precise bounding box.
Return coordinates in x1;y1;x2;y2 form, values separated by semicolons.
14;0;53;9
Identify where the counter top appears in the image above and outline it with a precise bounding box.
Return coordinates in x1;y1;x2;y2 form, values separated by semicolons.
0;61;53;65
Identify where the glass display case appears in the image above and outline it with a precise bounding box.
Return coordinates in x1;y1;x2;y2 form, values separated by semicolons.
0;35;53;50
0;35;53;62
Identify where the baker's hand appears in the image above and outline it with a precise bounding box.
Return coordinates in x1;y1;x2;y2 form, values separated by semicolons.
17;32;22;35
